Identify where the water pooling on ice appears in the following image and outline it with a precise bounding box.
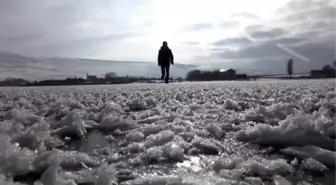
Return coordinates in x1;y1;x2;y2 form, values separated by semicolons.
0;80;335;185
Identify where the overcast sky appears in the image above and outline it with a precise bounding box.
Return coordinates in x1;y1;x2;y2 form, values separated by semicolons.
0;0;335;73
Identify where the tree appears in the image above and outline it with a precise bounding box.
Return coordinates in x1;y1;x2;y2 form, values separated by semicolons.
322;65;332;71
105;72;117;79
186;70;202;81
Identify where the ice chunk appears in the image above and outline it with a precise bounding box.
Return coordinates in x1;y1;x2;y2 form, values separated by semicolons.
144;147;164;163
138;115;163;125
212;157;241;172
237;115;336;151
144;130;174;148
207;123;225;139
176;156;203;172
126;131;145;143
302;158;327;171
0;174;25;185
116;169;136;183
35;153;77;185
95;163;118;185
39;160;60;185
191;138;220;155
126;99;147;111
105;135;116;143
237;157;293;176
218;169;242;180
51;120;87;140
96;117;136;132
0;136;36;176
244;177;263;185
163;142;185;162
99;102;124;119
11;131;43;151
33;150;100;171
69;100;85;110
273;175;292;185
120;175;182;185
128;143;145;154
138;125;164;137
53;111;89;139
281;146;336;167
178;132;195;143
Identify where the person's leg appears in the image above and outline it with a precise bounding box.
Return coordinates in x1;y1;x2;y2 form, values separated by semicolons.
165;65;170;83
161;66;165;80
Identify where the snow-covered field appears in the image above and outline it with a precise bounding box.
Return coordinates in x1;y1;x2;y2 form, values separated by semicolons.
0;79;335;185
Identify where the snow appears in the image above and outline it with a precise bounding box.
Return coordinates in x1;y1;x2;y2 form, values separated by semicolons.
0;79;335;185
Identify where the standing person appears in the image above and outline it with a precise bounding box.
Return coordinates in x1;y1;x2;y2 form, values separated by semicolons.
158;41;174;84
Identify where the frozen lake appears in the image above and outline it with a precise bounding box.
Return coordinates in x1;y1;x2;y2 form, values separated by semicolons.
0;79;335;185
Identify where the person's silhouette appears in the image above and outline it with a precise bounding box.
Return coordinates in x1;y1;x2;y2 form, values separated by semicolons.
158;41;174;84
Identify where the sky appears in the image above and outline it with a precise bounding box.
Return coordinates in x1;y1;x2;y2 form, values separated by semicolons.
0;0;335;74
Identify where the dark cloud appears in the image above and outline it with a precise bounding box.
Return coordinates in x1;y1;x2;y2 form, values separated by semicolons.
248;28;283;40
181;23;214;32
282;6;335;23
214;43;285;59
213;37;252;46
210;0;335;74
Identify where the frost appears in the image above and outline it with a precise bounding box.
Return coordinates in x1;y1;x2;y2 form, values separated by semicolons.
0;79;335;184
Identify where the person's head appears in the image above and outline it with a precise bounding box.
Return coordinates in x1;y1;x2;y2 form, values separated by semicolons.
162;41;168;47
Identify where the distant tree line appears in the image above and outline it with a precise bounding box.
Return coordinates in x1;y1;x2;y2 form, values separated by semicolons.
0;72;184;86
0;78;29;86
310;64;336;77
185;69;248;81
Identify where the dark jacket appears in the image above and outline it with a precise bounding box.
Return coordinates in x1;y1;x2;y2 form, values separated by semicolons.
158;46;174;66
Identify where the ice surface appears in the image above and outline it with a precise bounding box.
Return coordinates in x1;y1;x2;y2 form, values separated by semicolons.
0;80;335;184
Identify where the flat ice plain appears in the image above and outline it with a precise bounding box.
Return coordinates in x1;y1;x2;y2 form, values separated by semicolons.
0;79;335;185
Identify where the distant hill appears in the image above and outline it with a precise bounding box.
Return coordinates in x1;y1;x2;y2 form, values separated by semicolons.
0;52;199;81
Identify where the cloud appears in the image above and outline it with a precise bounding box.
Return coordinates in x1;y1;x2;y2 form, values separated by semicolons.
0;0;149;58
230;12;259;19
248;28;284;40
214;43;285;59
218;21;240;29
0;0;334;75
213;37;252;46
180;23;214;32
35;33;138;57
210;0;335;73
181;41;201;45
